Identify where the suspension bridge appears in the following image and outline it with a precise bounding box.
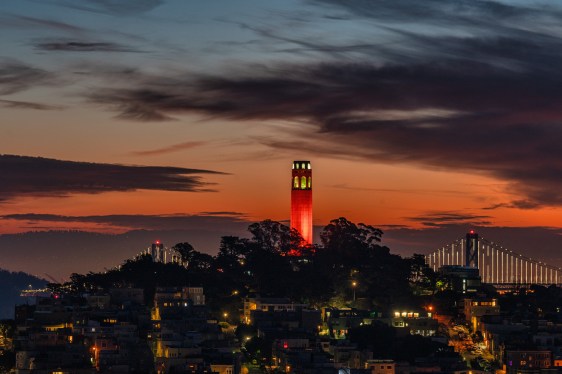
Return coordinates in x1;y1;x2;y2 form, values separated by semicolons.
425;231;562;286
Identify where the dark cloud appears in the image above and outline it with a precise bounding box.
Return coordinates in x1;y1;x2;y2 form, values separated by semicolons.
0;60;54;95
406;212;492;227
0;99;61;110
131;141;206;156
330;183;465;197
311;0;553;30
34;39;142;53
88;37;562;207
52;0;164;15
198;211;246;216
82;1;562;208
0;154;224;202
1;213;248;231
484;200;540;210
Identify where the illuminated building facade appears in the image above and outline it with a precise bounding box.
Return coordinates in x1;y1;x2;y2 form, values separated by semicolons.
291;161;312;245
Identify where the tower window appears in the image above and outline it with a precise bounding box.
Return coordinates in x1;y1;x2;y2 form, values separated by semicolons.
307;163;311;169
294;176;299;188
301;176;307;189
301;163;305;169
308;176;312;188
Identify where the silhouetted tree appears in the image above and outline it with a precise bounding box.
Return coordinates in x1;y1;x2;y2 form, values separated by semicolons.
248;219;304;254
172;242;195;266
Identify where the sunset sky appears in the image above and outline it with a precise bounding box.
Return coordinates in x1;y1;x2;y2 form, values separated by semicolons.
3;0;562;277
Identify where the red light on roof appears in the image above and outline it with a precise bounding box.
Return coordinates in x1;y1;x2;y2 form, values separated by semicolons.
156;240;160;244
469;230;474;234
283;342;288;349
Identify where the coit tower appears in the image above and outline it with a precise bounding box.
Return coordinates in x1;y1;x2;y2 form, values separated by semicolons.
291;161;312;245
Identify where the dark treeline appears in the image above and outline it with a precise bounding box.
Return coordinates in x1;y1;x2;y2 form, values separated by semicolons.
60;217;436;315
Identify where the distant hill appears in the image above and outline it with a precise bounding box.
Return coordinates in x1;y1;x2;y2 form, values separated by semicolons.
0;228;248;280
0;269;47;319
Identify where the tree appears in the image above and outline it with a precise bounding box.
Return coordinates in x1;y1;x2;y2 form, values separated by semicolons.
189;252;214;271
408;254;437;295
248;220;304;254
320;217;383;251
218;236;250;260
172;242;195;266
316;217;414;308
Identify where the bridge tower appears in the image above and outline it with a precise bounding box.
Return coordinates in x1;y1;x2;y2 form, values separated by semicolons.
465;230;479;268
291;160;312;245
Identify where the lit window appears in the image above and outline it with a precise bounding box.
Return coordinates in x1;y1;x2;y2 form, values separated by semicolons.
294;177;299;188
307;177;311;188
301;176;307;189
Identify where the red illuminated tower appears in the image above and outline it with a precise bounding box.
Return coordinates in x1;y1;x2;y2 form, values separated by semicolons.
291;160;313;245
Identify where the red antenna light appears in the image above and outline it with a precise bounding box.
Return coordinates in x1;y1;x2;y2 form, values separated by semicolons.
469;230;474;234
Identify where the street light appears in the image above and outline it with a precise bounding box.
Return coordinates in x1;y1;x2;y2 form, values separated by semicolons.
352;281;357;302
223;312;228;322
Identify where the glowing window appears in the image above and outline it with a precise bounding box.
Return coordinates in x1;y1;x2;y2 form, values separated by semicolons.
301;176;307;189
307;177;311;188
301;163;305;169
307;163;311;169
294;177;299;188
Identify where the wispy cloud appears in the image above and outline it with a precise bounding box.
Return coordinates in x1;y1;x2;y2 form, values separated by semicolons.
80;0;562;209
405;211;492;227
0;60;54;95
330;183;466;197
0;154;225;202
49;0;164;16
131;141;206;156
0;99;61;110
1;212;249;231
34;39;143;53
0;14;85;32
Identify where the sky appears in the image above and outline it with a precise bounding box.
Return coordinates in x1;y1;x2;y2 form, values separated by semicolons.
2;0;562;278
